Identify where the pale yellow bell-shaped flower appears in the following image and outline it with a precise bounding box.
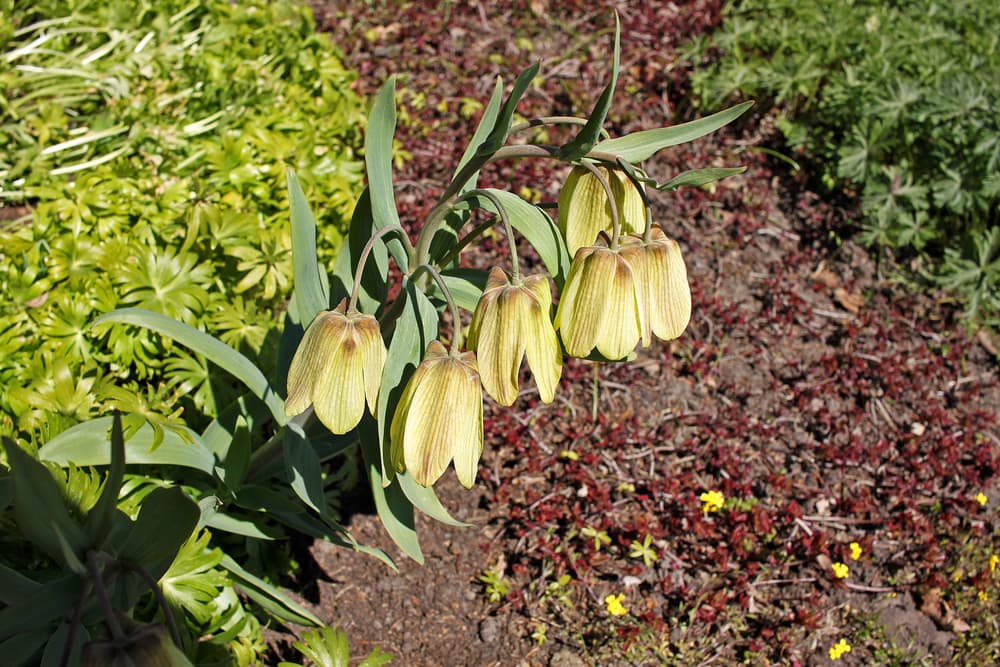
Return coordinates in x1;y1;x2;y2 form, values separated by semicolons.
553;244;645;360
389;340;483;488
621;226;691;345
466;267;562;406
558;165;645;255
285;298;386;434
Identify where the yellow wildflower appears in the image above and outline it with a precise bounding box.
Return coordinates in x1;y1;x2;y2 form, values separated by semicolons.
849;542;863;561
699;490;725;513
604;593;628;617
828;638;852;660
832;562;849;579
990;554;998;572
979;590;989;602
975;492;988;506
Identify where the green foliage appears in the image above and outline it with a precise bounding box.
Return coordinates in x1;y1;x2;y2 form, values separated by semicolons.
688;0;1000;327
278;626;393;667
0;0;365;439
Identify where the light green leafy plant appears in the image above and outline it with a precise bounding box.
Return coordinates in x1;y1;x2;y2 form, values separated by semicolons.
687;0;1000;329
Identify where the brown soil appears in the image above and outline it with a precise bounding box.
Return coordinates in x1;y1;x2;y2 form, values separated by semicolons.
279;3;1000;666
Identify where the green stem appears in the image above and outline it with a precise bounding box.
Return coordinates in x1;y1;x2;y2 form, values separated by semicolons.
510;116;612;140
591;362;600;422
460;188;521;281
413;144;624;266
411;263;464;355
87;550;125;642
127;562;184;649
348;224;411;312
436;218;497;269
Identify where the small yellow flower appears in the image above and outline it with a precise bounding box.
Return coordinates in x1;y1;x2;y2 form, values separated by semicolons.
699;490;725;513
832;562;850;579
979;590;989;602
558;165;645;255
466;267;562;406
560;450;579;461
554;244;644;360
389;341;483;488
849;542;863;561
285;299;386;434
989;554;998;572
975;492;987;506
828;638;852;660
604;593;628;617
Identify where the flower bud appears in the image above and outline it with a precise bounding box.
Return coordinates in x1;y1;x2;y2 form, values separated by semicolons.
466;267;562;405
554;244;644;360
558;165;645;255
621;226;691;345
285;298;387;434
82;622;193;667
390;340;483;488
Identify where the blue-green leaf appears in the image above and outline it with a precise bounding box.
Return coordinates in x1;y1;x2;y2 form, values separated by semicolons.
0;575;80;643
40;417;215;475
458;189;571;287
2;438;88;568
93;308;286;425
221;554;324;626
366;78;409;271
397;472;468;527
557;14;620;160
0;562;40;606
119;486;199;575
595;101;754;163
440;268;489;311
359;417;422;564
376;279;439;481
283;420;326;515
475;63;540;160
84;412;126;548
657;166;747;191
287;168;331;324
454;76;504;179
329;188;389;314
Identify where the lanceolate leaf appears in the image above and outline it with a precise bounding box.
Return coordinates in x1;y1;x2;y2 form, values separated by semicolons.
474;63;540;161
93;308;286;425
658;166;747;191
84;412;126;548
595;101;754;163
283;419;326;515
119;486;199;576
358;418;422;564
366;78;409;271
39;417;216;475
458;189;571;287
2;438;88;569
220;554;324;626
287;168;331;324
397;471;468;527
329;189;389;314
0;562;41;606
454;76;504;181
557;14;620;160
0;575;80;643
376;279;438;482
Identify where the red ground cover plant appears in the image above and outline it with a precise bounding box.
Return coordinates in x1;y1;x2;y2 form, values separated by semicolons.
305;2;998;665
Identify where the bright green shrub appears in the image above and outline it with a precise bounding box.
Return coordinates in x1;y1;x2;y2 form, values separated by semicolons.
688;0;1000;327
0;0;365;438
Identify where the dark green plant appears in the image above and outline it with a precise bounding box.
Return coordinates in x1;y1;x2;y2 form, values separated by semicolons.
688;0;1000;328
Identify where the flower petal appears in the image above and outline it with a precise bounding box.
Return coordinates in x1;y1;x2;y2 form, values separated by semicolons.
595;254;642;359
311;326;366;434
521;276;562;402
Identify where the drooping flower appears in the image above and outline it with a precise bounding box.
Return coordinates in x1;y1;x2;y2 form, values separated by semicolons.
558;165;645;255
620;226;691;346
285;298;386;434
554;244;644;360
390;340;483;488
466;267;562;406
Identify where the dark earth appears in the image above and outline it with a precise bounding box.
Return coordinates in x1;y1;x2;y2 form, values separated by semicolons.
268;2;1000;665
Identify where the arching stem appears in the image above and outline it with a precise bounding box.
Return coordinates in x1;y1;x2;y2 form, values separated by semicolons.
616;156;654;241
460;188;521;282
411;263;464;355
348;224;413;312
578;161;621;250
87;550;125;642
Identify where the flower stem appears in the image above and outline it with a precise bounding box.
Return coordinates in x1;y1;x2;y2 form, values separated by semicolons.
411;263;464;355
87;550;125;642
349;224;413;312
578;161;621;249
460;188;520;281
